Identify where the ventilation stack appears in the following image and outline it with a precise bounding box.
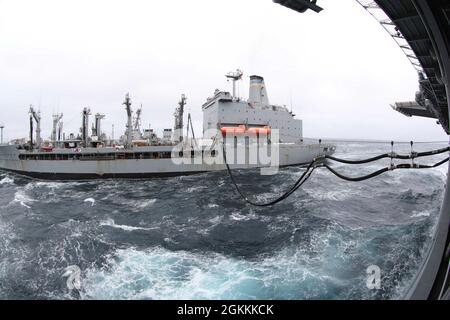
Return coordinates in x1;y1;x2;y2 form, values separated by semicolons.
248;75;270;108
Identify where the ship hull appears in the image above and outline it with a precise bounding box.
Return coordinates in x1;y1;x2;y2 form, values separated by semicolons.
0;143;334;180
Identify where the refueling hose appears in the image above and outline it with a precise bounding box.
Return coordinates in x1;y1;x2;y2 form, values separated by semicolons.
222;143;317;207
222;142;449;207
325;146;450;164
323;158;449;182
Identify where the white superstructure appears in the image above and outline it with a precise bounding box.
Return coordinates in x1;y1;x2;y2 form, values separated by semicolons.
203;75;302;143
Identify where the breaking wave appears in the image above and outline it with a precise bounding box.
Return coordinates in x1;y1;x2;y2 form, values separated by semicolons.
81;246;336;300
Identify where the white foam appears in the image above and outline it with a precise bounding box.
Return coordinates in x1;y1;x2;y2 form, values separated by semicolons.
163;237;178;244
106;198;157;212
0;176;13;185
84;198;96;206
26;181;65;190
12;190;35;208
309;190;352;201
185;186;206;193
196;215;224;236
135;199;157;209
230;212;256;221
253;192;277;204
100;218;158;232
411;210;431;218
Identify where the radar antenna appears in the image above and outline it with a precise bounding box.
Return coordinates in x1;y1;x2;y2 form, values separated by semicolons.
225;69;243;99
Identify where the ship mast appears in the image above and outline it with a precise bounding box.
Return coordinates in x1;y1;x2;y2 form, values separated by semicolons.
225;69;243;99
29;113;33;148
0;124;4;144
173;94;187;144
58;120;64;142
123;93;133;148
52;113;63;143
81;107;91;147
134;105;142;131
29;105;42;148
93;113;106;139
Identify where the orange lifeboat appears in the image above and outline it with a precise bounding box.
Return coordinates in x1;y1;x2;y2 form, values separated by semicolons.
220;125;246;136
246;126;271;135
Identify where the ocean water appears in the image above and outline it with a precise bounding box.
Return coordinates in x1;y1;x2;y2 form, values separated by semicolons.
0;141;448;300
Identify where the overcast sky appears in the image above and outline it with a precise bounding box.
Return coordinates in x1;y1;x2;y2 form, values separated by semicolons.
0;0;447;142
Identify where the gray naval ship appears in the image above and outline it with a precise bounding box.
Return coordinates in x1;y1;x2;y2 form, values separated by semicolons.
0;71;335;180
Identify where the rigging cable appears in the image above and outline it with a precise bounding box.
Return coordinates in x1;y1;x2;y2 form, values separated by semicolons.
186;113;199;150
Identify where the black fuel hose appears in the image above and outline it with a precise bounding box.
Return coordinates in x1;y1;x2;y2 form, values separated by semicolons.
222;144;316;207
324;157;449;182
222;141;449;206
325;146;449;164
326;154;389;164
323;165;390;182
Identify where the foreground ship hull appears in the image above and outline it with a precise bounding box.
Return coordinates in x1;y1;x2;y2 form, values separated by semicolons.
0;143;334;180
